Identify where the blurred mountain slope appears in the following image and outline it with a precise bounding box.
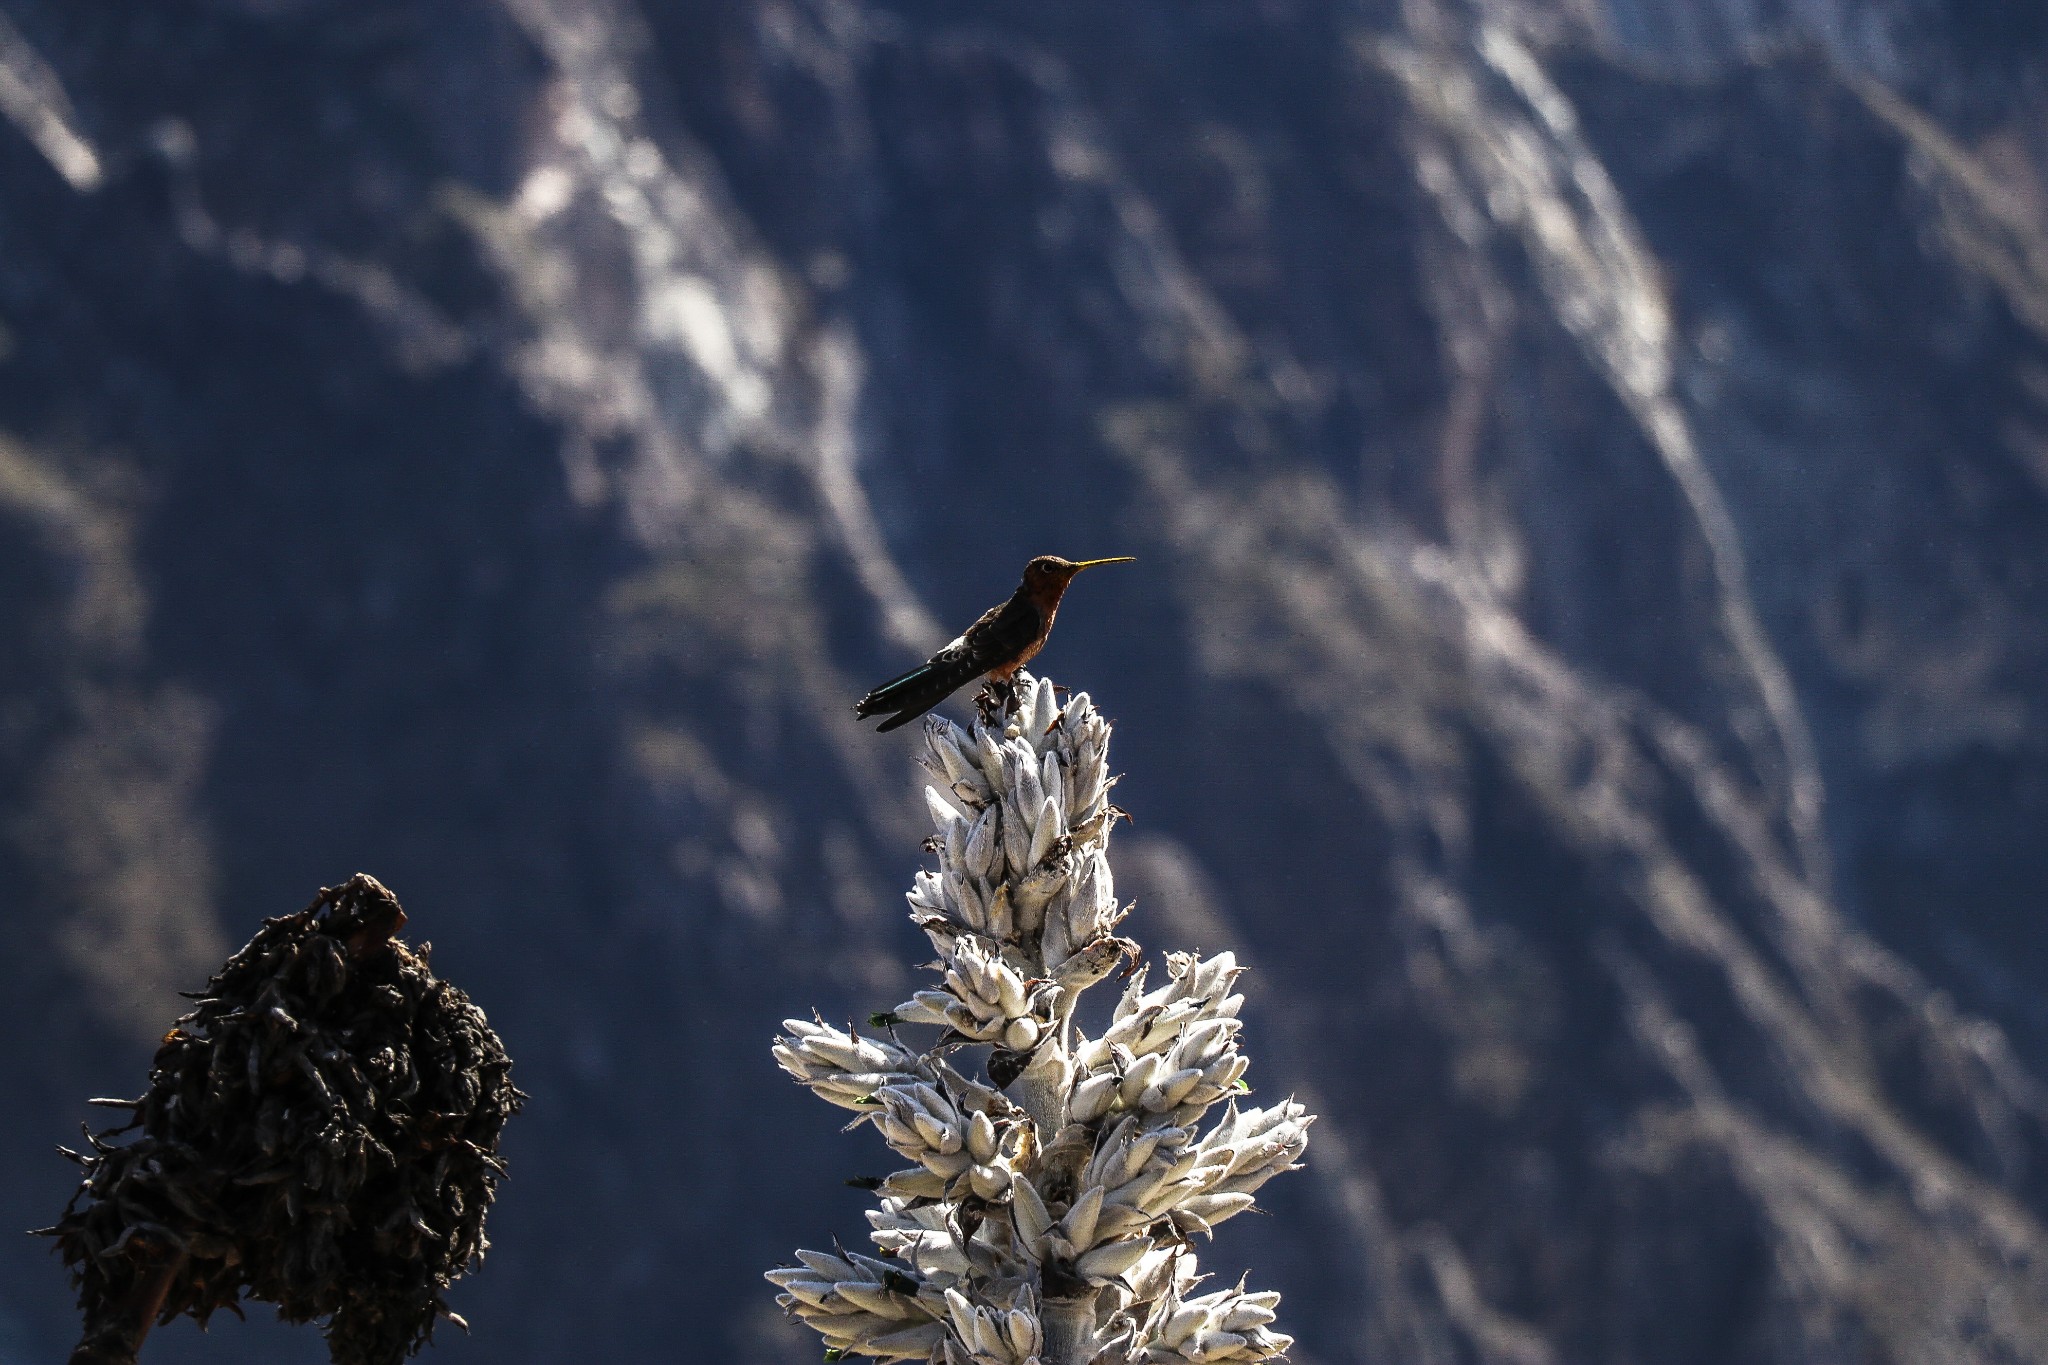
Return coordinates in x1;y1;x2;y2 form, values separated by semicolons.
3;1;2048;1362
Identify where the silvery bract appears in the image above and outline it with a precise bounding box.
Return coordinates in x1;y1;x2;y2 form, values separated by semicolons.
770;674;1313;1365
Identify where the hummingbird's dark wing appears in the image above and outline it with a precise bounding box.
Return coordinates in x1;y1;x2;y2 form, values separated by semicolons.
959;592;1047;676
856;594;1040;732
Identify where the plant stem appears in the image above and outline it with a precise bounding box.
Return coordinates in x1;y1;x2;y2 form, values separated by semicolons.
69;1245;185;1365
1040;1293;1096;1365
1011;1037;1071;1139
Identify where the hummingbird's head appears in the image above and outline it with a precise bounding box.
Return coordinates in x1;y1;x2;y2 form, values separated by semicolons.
1024;555;1136;592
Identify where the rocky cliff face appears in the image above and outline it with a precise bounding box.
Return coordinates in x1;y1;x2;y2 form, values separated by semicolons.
4;2;2048;1362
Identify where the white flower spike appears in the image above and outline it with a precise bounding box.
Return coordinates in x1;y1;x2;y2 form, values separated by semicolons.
770;673;1313;1363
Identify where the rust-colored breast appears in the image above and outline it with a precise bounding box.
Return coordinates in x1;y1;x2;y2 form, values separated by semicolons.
973;580;1066;680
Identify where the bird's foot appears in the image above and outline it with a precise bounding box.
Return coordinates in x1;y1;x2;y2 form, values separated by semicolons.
974;679;1017;725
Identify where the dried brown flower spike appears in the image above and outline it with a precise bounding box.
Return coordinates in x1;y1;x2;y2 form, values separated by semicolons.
43;874;523;1365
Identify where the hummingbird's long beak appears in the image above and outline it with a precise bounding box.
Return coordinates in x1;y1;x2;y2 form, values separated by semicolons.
1070;557;1136;571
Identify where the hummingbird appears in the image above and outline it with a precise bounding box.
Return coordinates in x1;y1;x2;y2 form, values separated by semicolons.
856;556;1135;732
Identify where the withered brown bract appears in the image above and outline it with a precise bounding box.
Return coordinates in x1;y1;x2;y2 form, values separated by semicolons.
44;874;523;1365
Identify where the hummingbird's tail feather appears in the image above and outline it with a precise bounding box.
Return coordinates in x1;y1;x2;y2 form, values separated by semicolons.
854;663;935;717
857;653;985;730
874;705;937;733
